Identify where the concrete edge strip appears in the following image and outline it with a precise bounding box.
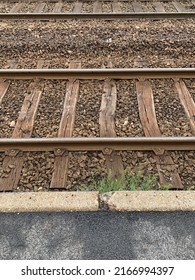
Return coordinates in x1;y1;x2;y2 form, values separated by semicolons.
0;192;99;212
101;191;195;212
0;191;194;212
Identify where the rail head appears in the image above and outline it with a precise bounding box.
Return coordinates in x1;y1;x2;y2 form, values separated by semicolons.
0;137;194;155
0;68;195;79
0;12;195;20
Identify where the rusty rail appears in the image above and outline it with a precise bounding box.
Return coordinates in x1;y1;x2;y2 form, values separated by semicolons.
0;68;195;80
0;0;177;2
0;12;195;20
0;137;194;155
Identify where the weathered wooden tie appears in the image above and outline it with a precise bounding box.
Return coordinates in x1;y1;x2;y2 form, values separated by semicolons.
50;61;81;189
99;61;124;179
112;2;121;13
12;60;48;138
0;60;48;191
10;3;23;13
52;1;63;13
73;1;82;13
93;1;102;13
132;1;143;12
175;79;195;135
34;2;46;13
0;60;17;105
172;1;186;12
136;80;183;188
153;2;166;13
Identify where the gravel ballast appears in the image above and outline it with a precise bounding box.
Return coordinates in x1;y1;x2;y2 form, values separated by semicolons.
32;80;66;138
0;19;195;68
73;80;102;137
115;80;144;137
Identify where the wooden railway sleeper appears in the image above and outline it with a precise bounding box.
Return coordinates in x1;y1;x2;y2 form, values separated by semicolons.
19;95;35;122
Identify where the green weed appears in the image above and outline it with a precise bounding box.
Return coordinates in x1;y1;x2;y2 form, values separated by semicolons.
81;169;163;193
125;170;158;191
81;170;195;192
93;170;125;193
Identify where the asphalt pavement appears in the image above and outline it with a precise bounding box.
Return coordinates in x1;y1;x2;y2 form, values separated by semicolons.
0;211;195;259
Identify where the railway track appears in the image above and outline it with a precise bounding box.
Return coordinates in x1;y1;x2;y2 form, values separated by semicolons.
0;60;195;191
0;0;195;20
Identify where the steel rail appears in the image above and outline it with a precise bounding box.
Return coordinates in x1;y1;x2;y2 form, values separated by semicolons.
0;137;194;153
0;0;177;2
0;12;195;20
0;0;144;2
0;68;195;80
0;0;162;2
